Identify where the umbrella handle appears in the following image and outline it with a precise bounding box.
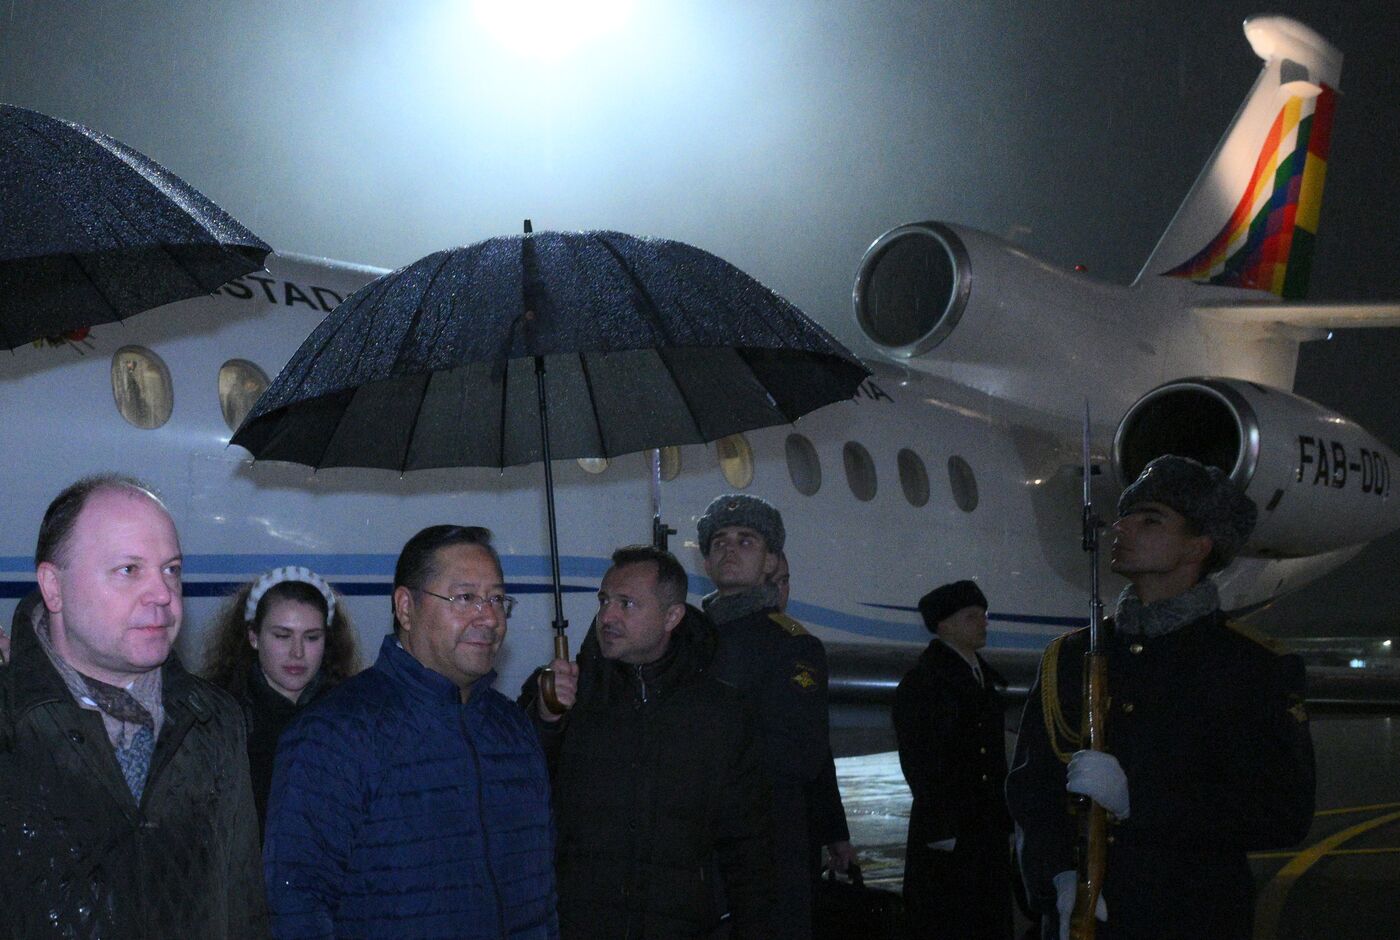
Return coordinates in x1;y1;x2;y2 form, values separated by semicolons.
540;633;572;715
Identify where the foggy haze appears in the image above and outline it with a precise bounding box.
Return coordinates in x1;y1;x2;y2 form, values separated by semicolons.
2;1;1398;634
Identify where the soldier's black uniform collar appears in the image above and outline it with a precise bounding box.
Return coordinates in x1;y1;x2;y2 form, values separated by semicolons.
701;585;779;626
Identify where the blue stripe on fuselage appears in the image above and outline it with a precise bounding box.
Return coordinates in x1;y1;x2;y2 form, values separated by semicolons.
0;553;1080;647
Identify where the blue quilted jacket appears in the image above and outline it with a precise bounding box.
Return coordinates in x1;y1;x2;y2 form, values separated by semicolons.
263;635;559;939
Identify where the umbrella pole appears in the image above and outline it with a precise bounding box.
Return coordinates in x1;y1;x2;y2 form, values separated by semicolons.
649;449;676;551
535;354;570;714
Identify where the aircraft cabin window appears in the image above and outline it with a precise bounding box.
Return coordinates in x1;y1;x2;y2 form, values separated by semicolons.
218;359;269;432
111;345;173;430
717;433;754;489
948;454;979;512
785;433;821;496
578;457;609;475
843;441;877;502
658;446;681;482
897;448;930;507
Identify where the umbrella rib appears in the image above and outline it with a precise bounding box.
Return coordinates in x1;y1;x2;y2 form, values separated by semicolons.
388;250;457;373
292;269;399;403
735;347;794;422
653;347;708;441
305;389;355;469
576;351;607;456
14;124;130;333
32;120;212;300
396;371;435;475
594;233;678;347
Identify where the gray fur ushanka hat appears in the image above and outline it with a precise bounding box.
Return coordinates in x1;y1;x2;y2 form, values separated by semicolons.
697;494;785;556
1118;455;1257;572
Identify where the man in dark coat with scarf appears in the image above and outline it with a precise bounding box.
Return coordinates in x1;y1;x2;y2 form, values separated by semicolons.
894;579;1013;939
697;494;829;940
0;475;267;939
1006;456;1316;940
527;545;773;938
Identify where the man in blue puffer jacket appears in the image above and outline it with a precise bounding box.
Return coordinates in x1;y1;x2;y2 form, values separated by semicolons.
264;525;558;939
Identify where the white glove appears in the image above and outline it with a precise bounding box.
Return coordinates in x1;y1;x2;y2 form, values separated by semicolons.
1053;869;1107;940
927;838;956;852
1066;749;1130;819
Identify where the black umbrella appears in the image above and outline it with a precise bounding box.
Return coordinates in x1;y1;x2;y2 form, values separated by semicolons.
233;227;869;707
0;104;271;350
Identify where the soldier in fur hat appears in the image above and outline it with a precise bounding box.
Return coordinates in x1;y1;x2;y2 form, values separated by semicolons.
698;494;829;940
895;579;1014;939
1007;456;1316;940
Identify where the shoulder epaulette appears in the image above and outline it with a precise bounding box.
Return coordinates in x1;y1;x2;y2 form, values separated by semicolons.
768;612;809;637
1223;619;1291;655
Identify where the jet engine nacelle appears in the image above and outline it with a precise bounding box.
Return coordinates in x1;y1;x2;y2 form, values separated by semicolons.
1114;377;1400;558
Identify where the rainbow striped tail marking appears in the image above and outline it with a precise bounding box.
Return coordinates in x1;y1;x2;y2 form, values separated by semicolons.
1163;86;1336;299
1139;16;1342;300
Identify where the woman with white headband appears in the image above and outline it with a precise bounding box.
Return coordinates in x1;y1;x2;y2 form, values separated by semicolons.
202;566;361;835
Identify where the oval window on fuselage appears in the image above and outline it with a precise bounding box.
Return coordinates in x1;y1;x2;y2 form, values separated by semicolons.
717;434;754;489
111;345;173;429
897;448;930;507
218;359;269;432
786;433;821;496
843;441;877;502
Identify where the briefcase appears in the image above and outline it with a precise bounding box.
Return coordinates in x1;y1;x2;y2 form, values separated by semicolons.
812;861;907;939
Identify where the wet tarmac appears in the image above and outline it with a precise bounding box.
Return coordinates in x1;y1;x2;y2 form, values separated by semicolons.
833;713;1400;939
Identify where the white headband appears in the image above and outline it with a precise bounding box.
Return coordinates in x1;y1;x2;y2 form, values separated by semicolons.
245;565;337;625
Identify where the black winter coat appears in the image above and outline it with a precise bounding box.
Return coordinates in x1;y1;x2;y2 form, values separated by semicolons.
893;638;1013;940
240;666;327;837
534;608;774;939
0;614;268;939
894;638;1011;847
1006;611;1316;940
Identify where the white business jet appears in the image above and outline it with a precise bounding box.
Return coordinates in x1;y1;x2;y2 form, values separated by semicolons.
2;15;1396;706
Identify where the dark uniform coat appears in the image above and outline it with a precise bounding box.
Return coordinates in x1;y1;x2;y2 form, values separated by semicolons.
532;607;774;939
0;613;268;939
708;602;829;940
1006;610;1316;940
893;638;1013;940
806;747;850;874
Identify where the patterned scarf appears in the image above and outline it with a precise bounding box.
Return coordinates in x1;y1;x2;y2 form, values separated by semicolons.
34;610;163;801
1114;580;1220;638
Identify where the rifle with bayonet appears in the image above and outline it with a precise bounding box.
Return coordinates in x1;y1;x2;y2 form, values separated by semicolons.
1070;403;1108;940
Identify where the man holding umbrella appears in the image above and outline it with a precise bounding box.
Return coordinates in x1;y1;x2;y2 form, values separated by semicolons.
528;545;774;938
698;494;830;940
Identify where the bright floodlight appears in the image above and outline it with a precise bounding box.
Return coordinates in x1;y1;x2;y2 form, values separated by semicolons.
473;0;635;60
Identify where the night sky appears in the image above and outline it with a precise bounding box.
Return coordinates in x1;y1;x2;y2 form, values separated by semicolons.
2;1;1398;635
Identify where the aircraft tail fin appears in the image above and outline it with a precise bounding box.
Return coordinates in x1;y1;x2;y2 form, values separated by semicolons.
1139;16;1342;299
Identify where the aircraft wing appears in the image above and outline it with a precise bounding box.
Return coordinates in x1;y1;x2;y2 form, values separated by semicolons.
1194;301;1400;329
828;641;1400;714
